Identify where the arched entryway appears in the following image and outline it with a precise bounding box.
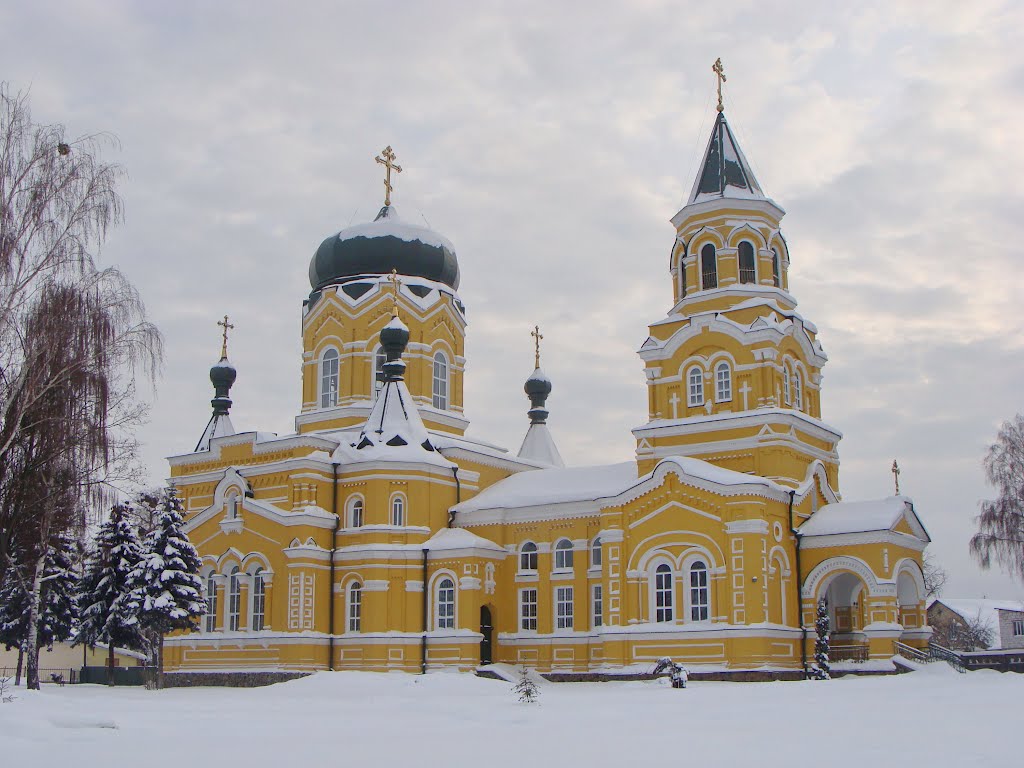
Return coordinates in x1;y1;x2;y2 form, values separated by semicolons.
479;605;493;665
821;571;869;661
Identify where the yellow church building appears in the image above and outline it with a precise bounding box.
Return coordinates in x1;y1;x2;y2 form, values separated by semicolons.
163;81;931;681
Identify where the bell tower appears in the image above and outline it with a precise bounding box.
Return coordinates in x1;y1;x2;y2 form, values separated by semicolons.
633;65;841;488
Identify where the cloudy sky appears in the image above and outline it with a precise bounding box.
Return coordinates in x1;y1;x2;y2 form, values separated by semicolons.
4;0;1022;598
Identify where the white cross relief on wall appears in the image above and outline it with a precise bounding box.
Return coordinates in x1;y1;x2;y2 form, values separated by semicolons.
669;392;681;419
740;382;751;411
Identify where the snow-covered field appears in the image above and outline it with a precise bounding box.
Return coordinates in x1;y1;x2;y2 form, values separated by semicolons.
2;664;1019;767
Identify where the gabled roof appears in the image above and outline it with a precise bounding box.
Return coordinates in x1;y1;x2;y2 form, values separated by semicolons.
687;112;767;205
930;599;1024;650
799;495;930;541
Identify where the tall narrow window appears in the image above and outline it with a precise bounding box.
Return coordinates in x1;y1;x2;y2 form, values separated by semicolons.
320;348;339;408
372;346;386;400
689;561;709;622
783;364;792;406
227;492;239;519
520;542;538;572
700;244;718;290
228;567;241;631
688;366;704;407
555;586;574;630
391;495;405;527
349;498;364;528
655;564;674;622
348;582;362;632
251;568;266;631
677;244;687;299
204;573;218;632
715;362;732;403
432;352;449;410
436;578;456;629
554;539;574;570
738;241;756;284
592;584;603;628
793;369;803;411
591;537;602;569
771;248;781;288
520;588;538;631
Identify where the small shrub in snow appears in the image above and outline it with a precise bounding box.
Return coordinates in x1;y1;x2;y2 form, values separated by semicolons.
809;598;831;681
513;667;539;703
0;675;14;703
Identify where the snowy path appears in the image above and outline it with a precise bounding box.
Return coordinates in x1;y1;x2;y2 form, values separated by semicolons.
1;664;1018;767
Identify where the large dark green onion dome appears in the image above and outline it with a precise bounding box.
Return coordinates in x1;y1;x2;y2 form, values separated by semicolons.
309;204;460;292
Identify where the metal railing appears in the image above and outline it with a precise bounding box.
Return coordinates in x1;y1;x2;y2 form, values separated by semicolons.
928;642;966;673
0;667;78;684
893;641;930;664
829;644;869;663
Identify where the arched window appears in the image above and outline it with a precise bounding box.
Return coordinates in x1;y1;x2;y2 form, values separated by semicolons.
228;566;241;631
771;248;781;288
738;241;756;284
783;364;792;406
554;539;574;570
591;537;602;569
204;573;218;632
391;495;405;527
520;542;538;572
700;243;717;290
687;366;704;407
435;577;456;630
715;362;732;403
348;497;364;528
227;492;239;519
432;352;449;410
689;561;710;622
251;568;266;631
793;369;803;411
654;563;674;622
320;348;339;408
347;582;362;632
372;345;386;400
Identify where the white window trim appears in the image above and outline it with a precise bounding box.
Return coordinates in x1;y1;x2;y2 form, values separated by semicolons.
227;567;242;632
686;560;711;623
432;351;449;411
554;585;574;631
651;562;675;623
783;363;792;406
433;574;457;631
203;571;218;633
519;541;539;573
249;568;266;631
390;493;406;527
553;539;574;571
715;361;732;403
519;587;538;632
347;496;365;529
687;366;705;407
592;583;603;629
738;240;758;284
320;347;340;409
347;582;362;633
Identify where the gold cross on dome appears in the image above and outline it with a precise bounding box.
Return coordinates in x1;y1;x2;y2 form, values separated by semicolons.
531;325;543;369
891;459;901;495
387;269;402;316
375;145;403;206
712;57;727;113
217;315;234;359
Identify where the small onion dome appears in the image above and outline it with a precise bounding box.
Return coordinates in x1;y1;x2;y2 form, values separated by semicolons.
309;205;460;292
380;315;410;381
524;367;552;423
210;357;237;410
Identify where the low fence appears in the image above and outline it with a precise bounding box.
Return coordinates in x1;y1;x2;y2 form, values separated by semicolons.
0;667;79;684
79;665;154;686
829;645;869;663
960;650;1024;673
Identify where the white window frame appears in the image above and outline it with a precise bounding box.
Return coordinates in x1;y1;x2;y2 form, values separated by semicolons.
793;369;803;411
688;561;710;622
320;347;340;408
227;492;239;519
590;537;602;569
348;496;364;528
783;364;792;406
372;345;386;400
390;494;405;527
687;366;704;407
250;568;266;631
228;566;242;631
555;585;574;630
715;361;732;403
519;541;538;572
435;577;456;630
347;582;362;633
700;243;718;290
432;352;449;410
654;563;674;623
520;588;538;631
204;572;218;632
592;584;603;628
738;240;757;284
1013;619;1024;637
771;248;781;288
553;539;574;571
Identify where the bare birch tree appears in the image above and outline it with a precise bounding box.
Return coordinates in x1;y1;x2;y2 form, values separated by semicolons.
971;414;1024;582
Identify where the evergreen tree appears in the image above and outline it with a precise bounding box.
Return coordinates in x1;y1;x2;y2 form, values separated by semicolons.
809;598;831;680
125;488;205;688
77;502;144;684
512;666;540;703
0;551;29;683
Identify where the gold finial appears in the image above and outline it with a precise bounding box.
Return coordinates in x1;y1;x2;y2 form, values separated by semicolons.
387;268;402;317
891;459;901;495
531;325;543;369
375;145;403;206
712;57;727;113
217;315;234;359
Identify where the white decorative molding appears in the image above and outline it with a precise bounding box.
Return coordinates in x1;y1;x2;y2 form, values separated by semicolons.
725;519;769;535
405;580;424;592
362;580;390;592
459;577;481;590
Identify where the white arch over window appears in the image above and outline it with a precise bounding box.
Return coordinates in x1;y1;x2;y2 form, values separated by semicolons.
653;562;674;622
250;567;266;631
687;366;704;407
228;566;242;631
347;581;362;632
554;538;574;570
687;560;710;622
432;352;449;410
390;493;406;527
700;243;718;290
434;575;456;630
519;541;538;572
320;347;340;408
347;496;364;528
715;361;732;403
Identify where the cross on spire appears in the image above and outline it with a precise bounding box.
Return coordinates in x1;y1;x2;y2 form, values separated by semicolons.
891;459;901;495
712;57;727;113
375;145;403;206
387;268;402;316
217;315;234;359
531;325;543;369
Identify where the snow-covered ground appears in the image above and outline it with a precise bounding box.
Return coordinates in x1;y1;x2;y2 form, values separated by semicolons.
1;664;1019;767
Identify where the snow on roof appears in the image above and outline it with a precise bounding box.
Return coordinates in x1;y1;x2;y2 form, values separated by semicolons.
453;462;639;513
518;422;564;468
527;367;551;385
335;205;455;252
424;527;505;553
195;413;235;452
799;496;913;537
931;599;1024;650
687;112;768;206
657;455;783;489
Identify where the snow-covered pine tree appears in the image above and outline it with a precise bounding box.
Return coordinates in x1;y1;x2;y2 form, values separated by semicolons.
810;598;831;680
512;666;540;703
0;551;29;684
77;502;144;684
125;487;205;688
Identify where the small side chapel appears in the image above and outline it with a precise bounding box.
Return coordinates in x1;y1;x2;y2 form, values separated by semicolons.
164;68;931;680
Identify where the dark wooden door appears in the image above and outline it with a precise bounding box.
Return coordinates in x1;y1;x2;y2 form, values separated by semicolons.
480;605;493;664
